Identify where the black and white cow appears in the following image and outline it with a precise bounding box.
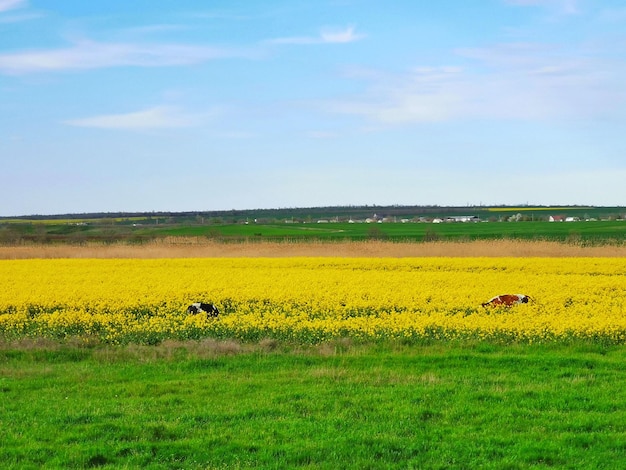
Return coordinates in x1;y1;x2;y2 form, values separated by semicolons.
187;302;220;317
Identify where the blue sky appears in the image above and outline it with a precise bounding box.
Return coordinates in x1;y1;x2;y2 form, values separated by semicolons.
1;0;625;216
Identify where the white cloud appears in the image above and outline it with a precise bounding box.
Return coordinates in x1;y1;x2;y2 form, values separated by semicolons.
0;25;362;75
504;0;579;15
0;0;37;22
122;24;190;35
322;66;468;123
0;39;245;74
323;42;626;124
455;43;625;119
64;106;201;130
267;25;364;45
0;0;25;13
320;26;364;44
326;88;461;123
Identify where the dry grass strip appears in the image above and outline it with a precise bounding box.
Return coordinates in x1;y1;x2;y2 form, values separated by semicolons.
2;238;626;259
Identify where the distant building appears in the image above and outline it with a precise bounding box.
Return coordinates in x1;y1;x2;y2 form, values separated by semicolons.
445;216;480;223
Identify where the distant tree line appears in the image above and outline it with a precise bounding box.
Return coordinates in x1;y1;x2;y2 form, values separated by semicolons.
4;204;621;224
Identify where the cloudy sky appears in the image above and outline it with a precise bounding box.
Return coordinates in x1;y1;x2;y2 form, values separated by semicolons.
1;0;625;216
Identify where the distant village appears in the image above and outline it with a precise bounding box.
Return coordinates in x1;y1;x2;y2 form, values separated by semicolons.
292;213;622;225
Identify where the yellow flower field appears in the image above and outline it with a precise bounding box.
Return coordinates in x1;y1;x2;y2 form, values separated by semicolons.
1;257;626;344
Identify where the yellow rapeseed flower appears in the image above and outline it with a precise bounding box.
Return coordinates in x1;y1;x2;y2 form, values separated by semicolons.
1;257;625;344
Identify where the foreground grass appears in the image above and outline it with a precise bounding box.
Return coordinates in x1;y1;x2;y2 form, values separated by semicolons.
2;340;626;469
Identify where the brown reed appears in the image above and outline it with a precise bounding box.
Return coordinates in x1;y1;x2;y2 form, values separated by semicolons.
1;238;625;259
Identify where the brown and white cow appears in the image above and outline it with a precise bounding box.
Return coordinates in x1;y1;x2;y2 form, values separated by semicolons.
481;294;532;308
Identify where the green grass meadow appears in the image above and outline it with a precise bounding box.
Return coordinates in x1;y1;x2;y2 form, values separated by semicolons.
2;340;626;469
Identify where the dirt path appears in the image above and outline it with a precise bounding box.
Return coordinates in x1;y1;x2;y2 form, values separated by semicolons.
1;239;626;259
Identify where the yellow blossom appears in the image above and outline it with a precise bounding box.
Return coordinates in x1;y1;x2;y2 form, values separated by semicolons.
1;257;626;344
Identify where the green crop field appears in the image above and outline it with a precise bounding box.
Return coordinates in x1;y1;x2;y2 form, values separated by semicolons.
2;205;625;244
3;219;625;245
141;220;626;245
